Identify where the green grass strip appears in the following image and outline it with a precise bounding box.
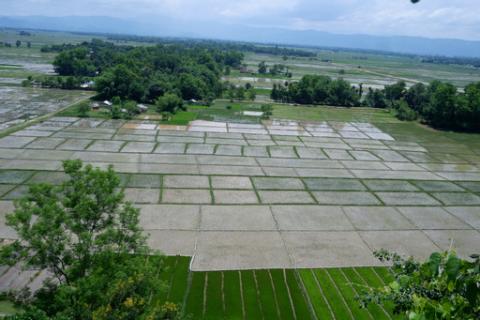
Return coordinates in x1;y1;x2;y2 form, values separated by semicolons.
241;270;263;320
223;271;243;320
327;268;372;320
204;272;224;320
185;272;205;318
373;267;395;283
269;269;295;320
285;269;313;320
157;256;178;302
168;256;191;304
255;270;280;319
298;269;334;320
313;269;352;319
342;268;390;320
355;267;384;287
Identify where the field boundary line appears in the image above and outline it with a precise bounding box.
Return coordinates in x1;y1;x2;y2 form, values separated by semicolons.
238;271;247;320
324;269;355;320
252;270;266;320
283;269;298;320
353;268;392;320
311;269;336;320
202;272;208;318
267;270;283;319
339;268;374;320
294;270;319;320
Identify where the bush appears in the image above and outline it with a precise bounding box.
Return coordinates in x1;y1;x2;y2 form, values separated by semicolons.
111;104;122;119
395;100;417;121
360;250;480;320
156;93;184;114
77;102;91;117
261;104;273;120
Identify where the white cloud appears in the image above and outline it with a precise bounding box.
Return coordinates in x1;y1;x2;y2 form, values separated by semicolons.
2;0;480;40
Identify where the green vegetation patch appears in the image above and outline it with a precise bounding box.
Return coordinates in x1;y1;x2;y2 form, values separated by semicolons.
273;104;399;123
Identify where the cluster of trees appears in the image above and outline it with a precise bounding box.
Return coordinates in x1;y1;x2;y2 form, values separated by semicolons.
49;39;244;106
422;56;480;68
364;80;480;131
258;61;292;77
271;75;361;107
22;75;92;90
105;35;317;58
40;43;77;53
1;160;181;320
0;40;30;48
224;83;256;101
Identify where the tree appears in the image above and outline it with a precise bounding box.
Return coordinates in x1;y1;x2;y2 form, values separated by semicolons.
123;100;138;119
77;102;90;118
1;160;147;285
27;41;31;48
258;61;268;74
16;40;21;48
235;86;245;100
0;161;180;319
95;64;143;101
156;93;184;114
360;250;479;320
394;99;418;121
111;104;122;119
247;88;256;101
364;88;387;108
424;82;458;128
405;83;428;112
385;81;407;105
261;104;273;119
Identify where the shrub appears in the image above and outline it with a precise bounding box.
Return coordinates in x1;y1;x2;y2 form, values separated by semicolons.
395;100;417;121
156;93;184;114
111;104;122;119
360;250;480;320
77;102;91;118
261;104;273;120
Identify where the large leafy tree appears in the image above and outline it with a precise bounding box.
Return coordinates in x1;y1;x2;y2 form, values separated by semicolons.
156;93;184;114
0;160;179;320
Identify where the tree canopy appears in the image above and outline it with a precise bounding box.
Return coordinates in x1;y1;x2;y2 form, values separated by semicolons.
0;160;179;320
271;75;361;107
51;39;244;103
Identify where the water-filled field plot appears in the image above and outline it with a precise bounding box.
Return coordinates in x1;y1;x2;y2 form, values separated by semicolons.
0;116;479;272
0;87;91;131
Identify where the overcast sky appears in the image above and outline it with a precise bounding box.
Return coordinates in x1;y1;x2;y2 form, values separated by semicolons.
3;0;480;40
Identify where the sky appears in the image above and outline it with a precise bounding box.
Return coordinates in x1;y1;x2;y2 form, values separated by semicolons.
2;0;480;41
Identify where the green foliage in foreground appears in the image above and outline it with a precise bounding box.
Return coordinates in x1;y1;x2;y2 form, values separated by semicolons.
0;160;180;320
360;250;480;320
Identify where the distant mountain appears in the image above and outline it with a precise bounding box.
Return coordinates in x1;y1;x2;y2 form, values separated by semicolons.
1;15;480;58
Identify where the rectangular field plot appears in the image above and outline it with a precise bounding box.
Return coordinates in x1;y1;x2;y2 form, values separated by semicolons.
0;87;91;131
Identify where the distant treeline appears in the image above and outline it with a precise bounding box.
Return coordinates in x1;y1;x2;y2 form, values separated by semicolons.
40;39;244;103
106;35;317;57
421;56;480;68
40;43;77;52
